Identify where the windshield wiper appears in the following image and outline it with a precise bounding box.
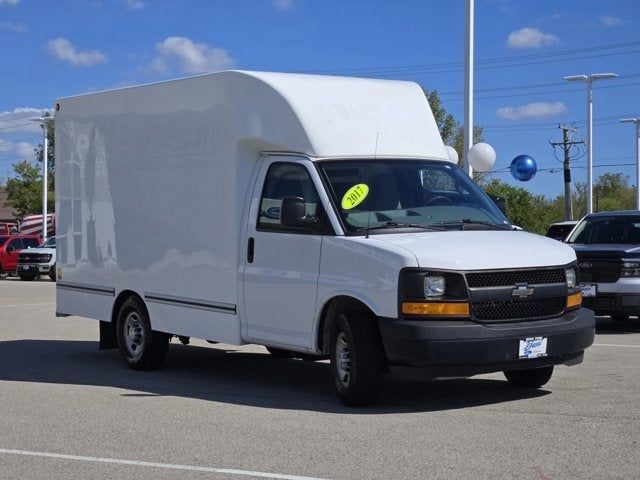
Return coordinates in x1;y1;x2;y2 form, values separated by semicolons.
357;221;445;232
430;219;512;230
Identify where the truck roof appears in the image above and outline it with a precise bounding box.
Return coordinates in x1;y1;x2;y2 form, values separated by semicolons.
586;210;640;217
56;70;449;160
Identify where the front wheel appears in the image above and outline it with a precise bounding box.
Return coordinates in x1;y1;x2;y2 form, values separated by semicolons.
504;366;554;388
19;273;37;281
330;311;385;407
49;264;56;282
116;296;169;370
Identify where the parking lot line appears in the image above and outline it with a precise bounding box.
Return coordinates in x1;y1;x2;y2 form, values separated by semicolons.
0;303;56;308
0;448;331;480
593;343;640;348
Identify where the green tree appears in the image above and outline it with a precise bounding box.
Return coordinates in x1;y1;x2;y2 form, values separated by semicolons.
4;161;53;219
4;114;55;218
422;88;484;166
482;178;561;234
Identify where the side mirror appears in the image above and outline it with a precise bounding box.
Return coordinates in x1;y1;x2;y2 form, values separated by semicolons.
281;197;318;229
489;195;507;216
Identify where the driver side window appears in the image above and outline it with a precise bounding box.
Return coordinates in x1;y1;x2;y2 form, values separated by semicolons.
258;163;320;232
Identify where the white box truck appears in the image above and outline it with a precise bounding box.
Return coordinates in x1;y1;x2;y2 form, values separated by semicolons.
55;70;594;406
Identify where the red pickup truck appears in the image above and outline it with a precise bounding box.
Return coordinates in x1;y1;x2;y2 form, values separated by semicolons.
0;235;42;277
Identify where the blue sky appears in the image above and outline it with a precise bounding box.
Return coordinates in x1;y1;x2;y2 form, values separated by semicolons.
1;0;639;199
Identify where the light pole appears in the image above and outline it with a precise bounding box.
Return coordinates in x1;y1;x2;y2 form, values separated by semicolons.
28;116;54;240
564;73;617;213
463;0;474;177
620;117;640;210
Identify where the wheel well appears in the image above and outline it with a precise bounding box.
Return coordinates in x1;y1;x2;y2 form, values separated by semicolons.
111;290;147;325
316;296;377;355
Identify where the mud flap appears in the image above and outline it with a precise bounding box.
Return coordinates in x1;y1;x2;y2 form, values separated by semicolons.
99;320;118;350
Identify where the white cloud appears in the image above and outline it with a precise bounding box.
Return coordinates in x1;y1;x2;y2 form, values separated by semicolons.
507;27;559;48
273;0;295;11
0;139;36;161
0;108;51;133
0;20;26;32
496;102;567;121
600;16;624;27
47;37;107;67
125;0;145;11
0;0;20;6
150;36;234;75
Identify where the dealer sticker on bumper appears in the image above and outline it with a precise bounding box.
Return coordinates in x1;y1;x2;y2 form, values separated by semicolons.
519;337;548;359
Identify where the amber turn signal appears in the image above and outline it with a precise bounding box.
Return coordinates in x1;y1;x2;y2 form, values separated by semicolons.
566;292;582;309
402;302;470;316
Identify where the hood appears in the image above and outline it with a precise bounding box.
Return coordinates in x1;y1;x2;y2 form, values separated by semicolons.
18;247;55;256
374;230;576;270
570;243;640;258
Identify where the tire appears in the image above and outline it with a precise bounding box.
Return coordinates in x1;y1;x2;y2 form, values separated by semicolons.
330;311;385;407
0;264;5;279
610;314;629;322
49;264;56;282
266;346;295;359
504;366;554;388
19;273;37;281
116;296;169;370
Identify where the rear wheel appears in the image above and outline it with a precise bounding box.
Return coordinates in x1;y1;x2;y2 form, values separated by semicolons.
116;296;169;370
19;273;37;281
330;311;385;407
504;366;554;388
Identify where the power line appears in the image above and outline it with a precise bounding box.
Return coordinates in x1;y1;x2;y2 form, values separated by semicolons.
298;40;640;76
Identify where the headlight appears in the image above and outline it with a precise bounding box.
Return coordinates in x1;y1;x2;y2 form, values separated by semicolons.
621;259;640;277
424;275;445;297
565;268;576;288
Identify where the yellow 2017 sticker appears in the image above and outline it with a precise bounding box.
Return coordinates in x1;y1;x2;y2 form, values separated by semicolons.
341;183;369;210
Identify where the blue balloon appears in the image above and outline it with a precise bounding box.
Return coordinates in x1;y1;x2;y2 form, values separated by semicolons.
510;155;537;181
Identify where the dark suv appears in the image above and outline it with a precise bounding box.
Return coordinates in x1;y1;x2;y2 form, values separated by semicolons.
567;211;640;321
0;235;42;277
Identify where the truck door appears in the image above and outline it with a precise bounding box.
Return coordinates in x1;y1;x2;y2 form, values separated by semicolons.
243;160;324;349
4;238;24;271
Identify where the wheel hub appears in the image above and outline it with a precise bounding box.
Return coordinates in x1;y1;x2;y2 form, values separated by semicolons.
335;332;351;388
124;312;145;359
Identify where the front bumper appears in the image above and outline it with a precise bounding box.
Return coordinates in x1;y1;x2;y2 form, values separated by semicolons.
582;293;640;316
17;263;53;275
378;307;595;380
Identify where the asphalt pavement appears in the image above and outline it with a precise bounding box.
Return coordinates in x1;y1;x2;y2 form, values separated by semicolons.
1;278;639;479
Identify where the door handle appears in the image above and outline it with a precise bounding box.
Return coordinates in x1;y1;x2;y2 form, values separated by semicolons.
247;237;254;263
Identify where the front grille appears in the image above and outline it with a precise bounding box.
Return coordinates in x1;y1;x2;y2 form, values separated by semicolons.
472;297;565;322
577;259;620;283
466;269;565;288
18;253;51;263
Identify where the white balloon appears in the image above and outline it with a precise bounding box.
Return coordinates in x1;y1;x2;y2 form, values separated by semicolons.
468;142;496;172
444;146;459;164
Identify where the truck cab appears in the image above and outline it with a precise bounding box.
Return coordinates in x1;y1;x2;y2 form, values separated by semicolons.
0;235;41;277
567;210;640;322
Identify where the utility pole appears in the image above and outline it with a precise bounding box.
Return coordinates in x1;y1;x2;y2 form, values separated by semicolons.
550;124;584;220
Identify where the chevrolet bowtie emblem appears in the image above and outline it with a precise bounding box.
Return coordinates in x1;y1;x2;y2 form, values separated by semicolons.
512;284;534;299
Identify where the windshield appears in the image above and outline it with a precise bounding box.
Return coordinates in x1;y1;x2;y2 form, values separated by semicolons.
39;236;56;248
319;159;510;234
567;215;640;244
